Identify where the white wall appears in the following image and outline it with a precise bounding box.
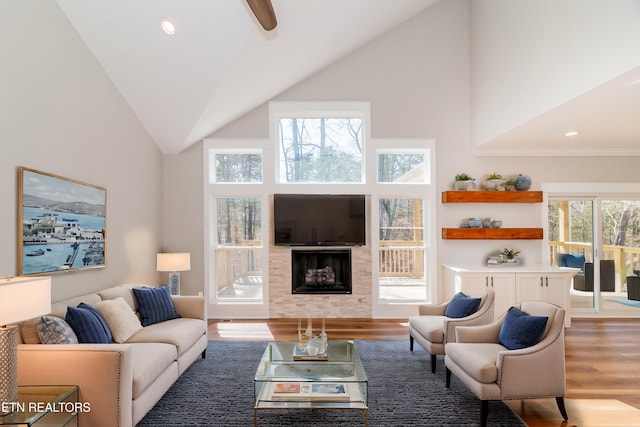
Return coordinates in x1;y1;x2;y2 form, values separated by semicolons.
470;0;640;147
0;1;163;301
165;0;640;306
161;143;204;296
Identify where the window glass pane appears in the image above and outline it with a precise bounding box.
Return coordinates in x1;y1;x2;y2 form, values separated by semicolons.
378;197;427;301
216;198;262;246
214;153;262;183
278;118;363;183
379;198;424;242
378;153;426;183
215;248;262;300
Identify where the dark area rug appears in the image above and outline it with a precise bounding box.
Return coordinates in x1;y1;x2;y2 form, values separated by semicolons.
138;340;525;426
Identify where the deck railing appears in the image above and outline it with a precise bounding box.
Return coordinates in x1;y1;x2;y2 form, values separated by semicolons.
549;241;640;290
379;241;424;278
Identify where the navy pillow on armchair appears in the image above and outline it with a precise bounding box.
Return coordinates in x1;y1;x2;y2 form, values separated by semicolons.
445;292;481;318
498;306;548;350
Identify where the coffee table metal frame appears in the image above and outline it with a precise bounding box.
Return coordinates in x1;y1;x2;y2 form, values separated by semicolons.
253;340;368;426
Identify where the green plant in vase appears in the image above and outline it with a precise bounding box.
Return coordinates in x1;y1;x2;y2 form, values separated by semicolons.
454;173;476;191
502;248;521;263
484;172;506;191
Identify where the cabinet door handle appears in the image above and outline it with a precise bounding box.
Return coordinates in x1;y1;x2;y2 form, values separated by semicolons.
545;277;549;287
485;277;489;287
491;277;494;287
540;277;544;287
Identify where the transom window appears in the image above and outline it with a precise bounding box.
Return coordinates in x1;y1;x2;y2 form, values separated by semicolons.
271;101;369;184
377;151;429;184
209;150;262;183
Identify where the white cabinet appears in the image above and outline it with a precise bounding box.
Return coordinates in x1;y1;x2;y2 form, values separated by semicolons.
516;273;568;313
452;272;515;317
443;265;576;327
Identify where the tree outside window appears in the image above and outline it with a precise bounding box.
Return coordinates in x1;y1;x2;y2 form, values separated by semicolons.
278;118;363;183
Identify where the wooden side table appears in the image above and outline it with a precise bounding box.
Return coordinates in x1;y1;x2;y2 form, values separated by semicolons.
627;276;640;301
0;385;78;426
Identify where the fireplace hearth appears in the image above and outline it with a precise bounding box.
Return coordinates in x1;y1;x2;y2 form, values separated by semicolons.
291;249;352;294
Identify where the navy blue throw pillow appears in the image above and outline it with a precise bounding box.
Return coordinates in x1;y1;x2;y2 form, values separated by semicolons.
498;306;548;350
563;254;585;269
132;285;181;327
445;292;481;318
65;303;113;343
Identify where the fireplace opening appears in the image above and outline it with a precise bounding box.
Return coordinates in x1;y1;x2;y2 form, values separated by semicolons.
291;249;351;294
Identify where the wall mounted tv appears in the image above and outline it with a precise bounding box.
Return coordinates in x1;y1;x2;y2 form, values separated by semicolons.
273;194;366;246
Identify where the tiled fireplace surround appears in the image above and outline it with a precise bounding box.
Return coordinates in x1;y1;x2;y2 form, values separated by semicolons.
269;244;373;318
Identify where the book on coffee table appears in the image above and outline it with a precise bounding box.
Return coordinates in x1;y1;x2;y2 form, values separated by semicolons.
293;344;328;361
271;382;349;401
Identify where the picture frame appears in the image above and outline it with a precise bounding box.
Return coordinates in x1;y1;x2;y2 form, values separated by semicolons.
18;167;106;275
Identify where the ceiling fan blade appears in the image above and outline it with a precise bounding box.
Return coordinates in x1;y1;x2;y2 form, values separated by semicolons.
246;0;277;31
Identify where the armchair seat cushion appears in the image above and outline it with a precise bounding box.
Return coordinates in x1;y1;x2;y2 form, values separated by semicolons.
445;343;503;384
408;316;445;343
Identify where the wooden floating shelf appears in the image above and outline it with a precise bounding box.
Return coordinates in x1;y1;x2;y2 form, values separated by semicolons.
442;191;543;203
442;228;544;240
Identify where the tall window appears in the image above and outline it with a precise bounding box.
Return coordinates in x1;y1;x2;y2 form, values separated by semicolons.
215;198;263;301
378;197;427;300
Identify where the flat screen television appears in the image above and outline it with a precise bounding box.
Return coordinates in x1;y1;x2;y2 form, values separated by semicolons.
274;194;366;246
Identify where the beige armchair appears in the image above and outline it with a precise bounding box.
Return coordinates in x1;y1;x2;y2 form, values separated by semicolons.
444;301;567;427
409;289;495;373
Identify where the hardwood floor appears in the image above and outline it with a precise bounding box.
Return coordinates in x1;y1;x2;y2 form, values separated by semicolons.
208;317;640;426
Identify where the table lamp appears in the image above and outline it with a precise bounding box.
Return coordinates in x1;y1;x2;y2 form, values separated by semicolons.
0;276;51;411
157;253;190;295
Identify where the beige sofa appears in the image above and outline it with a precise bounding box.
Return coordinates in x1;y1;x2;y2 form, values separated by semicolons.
16;284;208;427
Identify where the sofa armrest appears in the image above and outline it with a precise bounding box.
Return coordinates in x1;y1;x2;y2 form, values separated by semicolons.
454;320;502;343
418;302;448;316
18;344;133;427
172;295;206;320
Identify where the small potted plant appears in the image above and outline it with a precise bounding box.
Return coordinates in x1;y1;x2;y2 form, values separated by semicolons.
454;173;476;191
501;248;521;264
504;178;515;191
484;172;505;191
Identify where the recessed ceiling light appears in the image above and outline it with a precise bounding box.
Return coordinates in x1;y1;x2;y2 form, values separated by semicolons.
161;19;176;35
564;131;580;137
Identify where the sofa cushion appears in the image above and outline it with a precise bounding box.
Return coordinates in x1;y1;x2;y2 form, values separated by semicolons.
445;292;481;318
130;343;178;399
20;317;42;344
408;315;445;343
65;303;113;343
50;293;102;318
95;297;143;343
37;316;78;344
562;253;585;269
127;318;206;357
498;306;548;350
132;285;181;327
98;286;138;312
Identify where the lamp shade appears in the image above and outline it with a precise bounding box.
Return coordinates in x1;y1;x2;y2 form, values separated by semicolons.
0;276;51;326
157;253;191;272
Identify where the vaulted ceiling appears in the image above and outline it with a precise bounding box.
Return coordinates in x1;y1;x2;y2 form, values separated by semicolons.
56;0;640;156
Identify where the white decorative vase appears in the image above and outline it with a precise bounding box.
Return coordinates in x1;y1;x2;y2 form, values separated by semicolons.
454;180;476;191
484;178;505;191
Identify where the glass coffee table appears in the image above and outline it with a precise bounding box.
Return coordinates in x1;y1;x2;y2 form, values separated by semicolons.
254;340;368;426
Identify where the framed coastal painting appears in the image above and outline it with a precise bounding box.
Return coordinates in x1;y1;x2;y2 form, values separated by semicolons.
18;167;107;275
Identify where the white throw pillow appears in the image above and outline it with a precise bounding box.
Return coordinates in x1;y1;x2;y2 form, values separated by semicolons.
95;297;143;343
